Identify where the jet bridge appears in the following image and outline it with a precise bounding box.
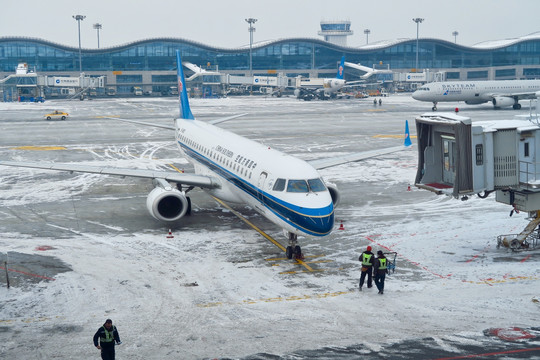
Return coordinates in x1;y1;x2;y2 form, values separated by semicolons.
414;112;540;250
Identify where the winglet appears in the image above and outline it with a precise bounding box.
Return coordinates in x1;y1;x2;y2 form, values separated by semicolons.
404;120;412;147
336;56;345;80
176;50;194;120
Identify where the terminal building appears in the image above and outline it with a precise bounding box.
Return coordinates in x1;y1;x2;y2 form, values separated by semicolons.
1;31;540;98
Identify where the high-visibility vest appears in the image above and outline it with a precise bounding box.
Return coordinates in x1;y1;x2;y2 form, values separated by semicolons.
361;253;373;266
378;258;387;270
100;326;115;343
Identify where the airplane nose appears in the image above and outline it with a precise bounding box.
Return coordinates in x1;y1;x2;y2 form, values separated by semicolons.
412;91;420;100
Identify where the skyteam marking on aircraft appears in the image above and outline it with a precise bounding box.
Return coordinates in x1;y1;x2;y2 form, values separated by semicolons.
412;79;540;111
0;50;411;259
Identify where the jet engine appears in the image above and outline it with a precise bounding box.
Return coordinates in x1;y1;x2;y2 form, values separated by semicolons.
326;182;341;208
146;179;189;222
492;96;515;108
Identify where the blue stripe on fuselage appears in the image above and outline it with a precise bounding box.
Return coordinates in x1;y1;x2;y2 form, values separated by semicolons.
178;140;334;236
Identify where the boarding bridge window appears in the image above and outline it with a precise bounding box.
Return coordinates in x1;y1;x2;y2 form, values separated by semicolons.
287;180;309;193
273;178;286;191
476;144;483;165
308;178;326;192
524;142;530;157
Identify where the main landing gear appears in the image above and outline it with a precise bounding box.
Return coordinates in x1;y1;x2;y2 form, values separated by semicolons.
432;101;438;111
285;232;303;260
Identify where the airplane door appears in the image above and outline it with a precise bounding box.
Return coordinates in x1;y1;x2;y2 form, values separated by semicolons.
442;135;456;184
257;172;268;204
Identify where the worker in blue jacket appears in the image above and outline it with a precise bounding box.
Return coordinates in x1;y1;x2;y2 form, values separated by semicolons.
93;319;121;360
374;250;389;294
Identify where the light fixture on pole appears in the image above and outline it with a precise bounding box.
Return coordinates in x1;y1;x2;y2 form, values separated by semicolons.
72;14;86;74
93;23;102;48
364;29;371;45
412;18;424;72
245;18;257;76
452;31;459;44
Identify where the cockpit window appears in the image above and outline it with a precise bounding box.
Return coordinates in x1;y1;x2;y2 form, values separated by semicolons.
308;178;326;192
273;178;286;191
287;179;309;193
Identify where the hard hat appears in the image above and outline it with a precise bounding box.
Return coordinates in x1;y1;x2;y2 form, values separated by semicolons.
367;246;372;252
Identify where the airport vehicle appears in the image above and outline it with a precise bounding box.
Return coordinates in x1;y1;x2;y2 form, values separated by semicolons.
44;110;68;120
412;80;540;111
133;86;143;96
0;50;412;259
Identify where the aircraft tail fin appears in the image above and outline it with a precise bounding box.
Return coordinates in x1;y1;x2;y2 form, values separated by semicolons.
176;50;195;120
404;120;412;147
336;56;345;80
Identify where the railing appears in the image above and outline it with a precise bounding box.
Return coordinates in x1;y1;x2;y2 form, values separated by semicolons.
518;160;540;190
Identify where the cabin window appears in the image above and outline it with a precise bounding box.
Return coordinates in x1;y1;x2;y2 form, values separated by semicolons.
273;178;286;191
287;179;309;193
308;178;326;192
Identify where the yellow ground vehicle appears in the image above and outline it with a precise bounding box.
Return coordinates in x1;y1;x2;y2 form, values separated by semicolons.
44;110;69;120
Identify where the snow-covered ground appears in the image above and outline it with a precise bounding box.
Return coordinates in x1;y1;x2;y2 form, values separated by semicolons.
0;95;539;359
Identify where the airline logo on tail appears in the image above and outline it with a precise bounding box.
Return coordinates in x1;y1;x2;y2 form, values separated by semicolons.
336;56;345;80
404;120;412;147
176;50;195;120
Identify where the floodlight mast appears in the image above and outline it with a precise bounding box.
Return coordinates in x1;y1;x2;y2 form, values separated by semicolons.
412;18;424;72
245;18;257;76
73;14;86;74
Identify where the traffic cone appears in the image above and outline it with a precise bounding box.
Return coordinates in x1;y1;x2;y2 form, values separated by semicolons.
407;185;411;191
166;229;174;239
338;221;345;230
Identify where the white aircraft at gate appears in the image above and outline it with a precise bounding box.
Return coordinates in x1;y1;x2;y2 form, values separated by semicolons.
412;80;540;110
0;50;411;259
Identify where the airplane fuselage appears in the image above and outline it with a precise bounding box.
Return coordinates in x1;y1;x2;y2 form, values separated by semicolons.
175;118;335;237
412;80;540;109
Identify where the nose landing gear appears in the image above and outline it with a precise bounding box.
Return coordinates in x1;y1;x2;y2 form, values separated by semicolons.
285;232;303;260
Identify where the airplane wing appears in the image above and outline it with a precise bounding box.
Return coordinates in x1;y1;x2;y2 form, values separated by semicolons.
308;145;411;170
308;120;413;170
0;160;220;188
106;114;248;128
498;92;539;100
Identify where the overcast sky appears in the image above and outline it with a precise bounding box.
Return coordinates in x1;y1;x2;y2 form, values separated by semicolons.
2;0;539;49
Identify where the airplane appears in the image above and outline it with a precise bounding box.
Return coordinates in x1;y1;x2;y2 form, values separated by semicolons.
294;56;348;100
0;50;412;260
412;79;540;111
344;61;393;80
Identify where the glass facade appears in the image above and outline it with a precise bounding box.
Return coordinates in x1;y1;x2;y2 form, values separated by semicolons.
1;36;540;73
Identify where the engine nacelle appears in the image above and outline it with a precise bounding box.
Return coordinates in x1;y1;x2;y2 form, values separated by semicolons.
326;182;341;208
146;186;189;222
492;96;515;108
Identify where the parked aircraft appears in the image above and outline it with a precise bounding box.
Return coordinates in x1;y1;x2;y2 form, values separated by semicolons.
412;80;540;110
294;56;348;100
0;50;412;259
344;61;393;80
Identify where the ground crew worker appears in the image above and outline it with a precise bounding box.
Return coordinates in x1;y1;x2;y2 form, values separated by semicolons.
374;250;389;294
358;245;374;291
93;319;121;360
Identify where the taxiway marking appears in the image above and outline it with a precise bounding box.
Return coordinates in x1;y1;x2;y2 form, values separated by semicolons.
197;290;353;308
212;197;315;272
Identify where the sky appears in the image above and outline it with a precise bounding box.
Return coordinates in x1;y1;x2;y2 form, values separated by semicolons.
1;0;540;49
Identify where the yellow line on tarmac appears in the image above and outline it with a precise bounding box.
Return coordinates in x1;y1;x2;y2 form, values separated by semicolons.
212;197;314;272
373;134;418;139
197;290;353;308
11;146;67;151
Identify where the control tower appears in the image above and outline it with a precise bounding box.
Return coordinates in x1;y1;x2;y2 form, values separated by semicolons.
318;20;353;47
